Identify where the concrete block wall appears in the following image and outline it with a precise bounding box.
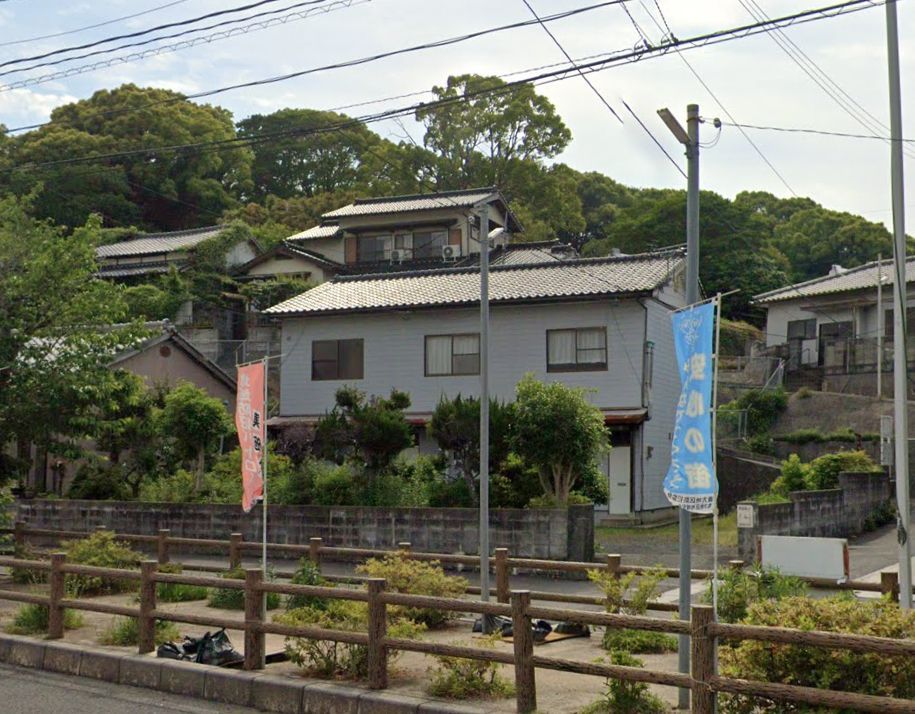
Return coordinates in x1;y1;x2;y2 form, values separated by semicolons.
737;471;890;561
14;500;594;562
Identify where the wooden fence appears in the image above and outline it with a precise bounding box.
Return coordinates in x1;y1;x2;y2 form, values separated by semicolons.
0;550;914;713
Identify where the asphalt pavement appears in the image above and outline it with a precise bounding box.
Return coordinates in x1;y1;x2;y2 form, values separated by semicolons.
0;663;259;714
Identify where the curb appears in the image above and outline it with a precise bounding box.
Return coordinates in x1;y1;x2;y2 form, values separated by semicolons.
0;634;484;713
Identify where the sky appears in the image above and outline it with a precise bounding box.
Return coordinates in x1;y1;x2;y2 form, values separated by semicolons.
0;0;911;229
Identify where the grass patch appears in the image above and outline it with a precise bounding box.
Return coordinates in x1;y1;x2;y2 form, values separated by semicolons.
602;628;678;654
155;563;209;603
207;567;281;610
427;637;514;699
5;604;83;635
596;512;737;549
98;617;180;646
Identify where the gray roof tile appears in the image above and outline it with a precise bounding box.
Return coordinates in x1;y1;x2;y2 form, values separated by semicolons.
322;188;497;219
287;224;343;241
753;257;912;304
96;225;225;259
265;252;683;316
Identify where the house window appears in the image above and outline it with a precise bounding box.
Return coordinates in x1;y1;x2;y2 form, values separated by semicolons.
425;334;480;376
312;339;364;380
358;235;389;263
884;308;915;339
547;327;608;372
393;233;413;260
413;231;448;259
787;319;816;340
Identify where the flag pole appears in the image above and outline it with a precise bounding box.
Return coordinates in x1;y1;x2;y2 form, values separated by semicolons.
262;355;268;578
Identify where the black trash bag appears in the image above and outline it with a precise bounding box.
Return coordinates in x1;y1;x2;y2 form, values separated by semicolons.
532;619;552;642
471;615;512;634
554;621;590;637
156;628;243;667
156;641;186;660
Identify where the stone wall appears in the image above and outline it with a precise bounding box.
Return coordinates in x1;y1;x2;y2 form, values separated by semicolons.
770;440;880;463
13;500;594;562
716;448;781;514
736;471;891;561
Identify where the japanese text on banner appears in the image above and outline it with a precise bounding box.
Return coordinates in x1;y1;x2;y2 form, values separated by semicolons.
236;362;265;513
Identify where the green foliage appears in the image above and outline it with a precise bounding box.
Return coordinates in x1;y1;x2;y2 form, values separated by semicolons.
744;433;774;455
157;381;233;480
355;553;467;628
719;596;915;712
588;566;677;654
155;563;209;602
796;386;814;399
6;605;83;635
207;567;280;610
774;427;875;444
804;450;880;490
98;617;180;646
512;374;608;505
771;454;809;497
238;275;315;311
490;452;542;508
580;651;668;714
287;558;331;611
775;427;825;444
727;389;788;435
427;637;514;699
277;600;423;679
310;462;358;506
122;282;187;321
138;469;197;503
706;565;806;624
719;319;764;356
63;531;142;596
66;458;131;500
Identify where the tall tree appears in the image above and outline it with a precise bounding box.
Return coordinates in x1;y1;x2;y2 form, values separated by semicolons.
9;84;253;230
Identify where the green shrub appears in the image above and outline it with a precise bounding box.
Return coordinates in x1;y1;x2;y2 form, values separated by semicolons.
66;459;131;500
426;476;474;507
6;604;83;635
277;600;423;679
427;636;514;699
588;566;677;654
10;544;48;585
63;531;142;596
98;617;180;646
207;567;281;610
706;565;806;624
581;651;668;714
155;563;209;602
204;446;295;504
286;558;331;611
805;450;880;490
752;492;790;505
528;492;593;508
744;433;774;455
138;469;196;503
311;463;358;506
719;596;915;712
718;319;763;357
774;428;824;444
795;386;813;399
355;553;467;628
490;452;542;508
771;454;809;497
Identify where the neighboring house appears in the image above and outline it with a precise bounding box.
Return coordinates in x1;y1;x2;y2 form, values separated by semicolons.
235;240;344;286
753;258;911;395
22;321;237;495
95;225;258;281
264;250;687;517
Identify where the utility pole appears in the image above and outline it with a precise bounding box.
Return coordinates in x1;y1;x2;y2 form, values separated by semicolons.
885;0;911;609
658;103;700;708
478;202;492;624
877;254;883;400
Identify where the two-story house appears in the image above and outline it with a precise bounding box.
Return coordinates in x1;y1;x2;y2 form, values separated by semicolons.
264;249;687;517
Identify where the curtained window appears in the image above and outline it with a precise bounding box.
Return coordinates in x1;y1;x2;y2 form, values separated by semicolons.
312;339;364;380
425;334;480;376
547;327;607;372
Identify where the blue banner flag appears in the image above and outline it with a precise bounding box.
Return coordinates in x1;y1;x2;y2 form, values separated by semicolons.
663;302;718;514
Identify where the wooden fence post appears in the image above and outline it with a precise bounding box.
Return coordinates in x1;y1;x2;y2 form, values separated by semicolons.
47;552;65;640
138;561;158;655
510;590;536;713
244;569;265;670
495;548;510;604
13;521;25;557
229;533;244;570
367;578;388;690
606;553;622;579
157;529;170;565
881;570;900;604
691;605;716;714
308;537;322;566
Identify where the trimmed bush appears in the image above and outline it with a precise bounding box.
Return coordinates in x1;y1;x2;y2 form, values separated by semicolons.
286;558;331;611
705;565;806;624
276;600;423;679
581;651;668;714
720;596;915;712
99;617;180;646
427;636;514;699
63;531;142;596
155;563;209;602
804;450;880;490
207;567;280;610
6;604;83;635
355;553;467;628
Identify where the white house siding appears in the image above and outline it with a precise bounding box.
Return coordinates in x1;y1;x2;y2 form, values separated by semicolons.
225;242;258;268
246;255;331;283
279;300;647;418
301;237;345;264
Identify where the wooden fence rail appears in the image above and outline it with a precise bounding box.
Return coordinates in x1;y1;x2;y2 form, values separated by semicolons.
0;553;913;712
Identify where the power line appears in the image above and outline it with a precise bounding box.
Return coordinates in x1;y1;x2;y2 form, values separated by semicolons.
0;0;335;81
638;0;799;196
5;0;886;177
0;1;191;48
720;120;915;143
0;0;618;93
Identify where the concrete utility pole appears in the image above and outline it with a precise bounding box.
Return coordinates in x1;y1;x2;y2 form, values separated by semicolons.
885;0;912;609
658;103;700;708
877;254;883;400
478;202;492;623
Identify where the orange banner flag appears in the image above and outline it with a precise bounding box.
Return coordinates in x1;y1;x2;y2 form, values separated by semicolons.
236;362;265;513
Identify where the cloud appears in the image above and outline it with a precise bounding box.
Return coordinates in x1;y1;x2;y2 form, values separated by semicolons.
0;88;78;127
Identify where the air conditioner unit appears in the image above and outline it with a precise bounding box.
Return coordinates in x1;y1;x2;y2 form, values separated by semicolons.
442;245;462;261
390;250;404;264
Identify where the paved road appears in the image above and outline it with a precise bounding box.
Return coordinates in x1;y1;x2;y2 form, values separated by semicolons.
0;663;258;714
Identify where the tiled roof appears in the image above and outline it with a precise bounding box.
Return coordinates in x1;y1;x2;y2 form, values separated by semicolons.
283;243;343;269
266;251;683;316
753;257;914;304
98;263;171;278
322;187;499;219
286;224;343;241
96;225;226;259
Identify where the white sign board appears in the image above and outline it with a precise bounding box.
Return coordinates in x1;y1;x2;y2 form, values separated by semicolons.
736;504;756;528
758;535;849;581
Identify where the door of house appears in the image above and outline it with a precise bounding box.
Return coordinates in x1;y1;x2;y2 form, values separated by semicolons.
607;446;632;515
818;321;852;368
